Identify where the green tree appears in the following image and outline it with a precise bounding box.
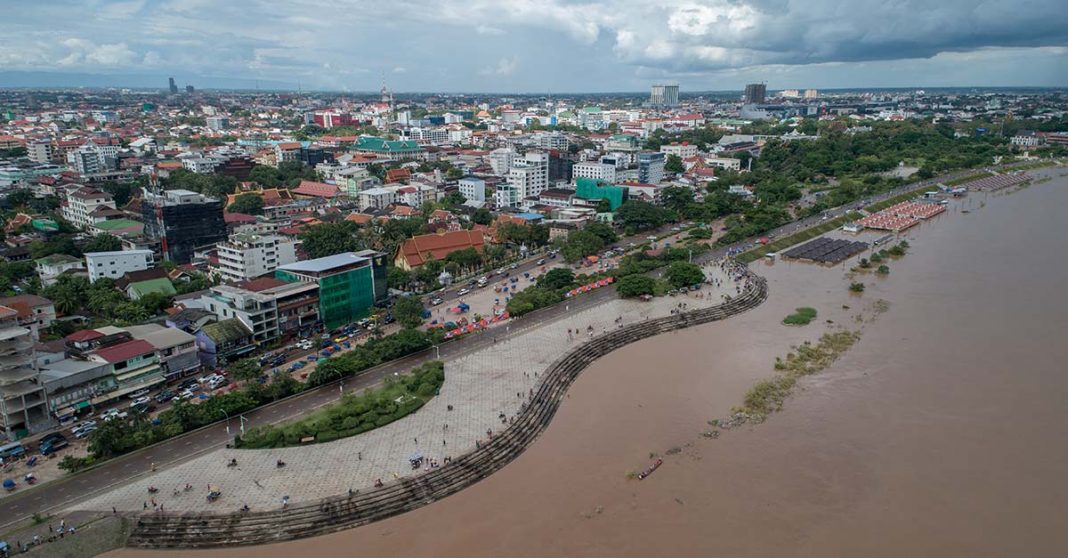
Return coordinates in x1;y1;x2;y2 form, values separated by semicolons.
227;193;264;215
537;268;575;291
583;222;618;244
664;261;704;288
616;201;670;231
560;229;605;262
446;167;464;180
83;234;122;253
299;221;361;259
228;358;263;382
616;274;657;297
471;208;493;225
392;296;425;329
387;267;411;290
664;154;685;174
100;181;134;207
442;190;466;206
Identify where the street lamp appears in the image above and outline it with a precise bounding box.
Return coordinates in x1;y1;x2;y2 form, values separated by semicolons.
239;415;248;436
222;409;231;435
432;345;440;359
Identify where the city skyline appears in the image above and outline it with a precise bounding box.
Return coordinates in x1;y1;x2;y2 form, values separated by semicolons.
0;0;1066;92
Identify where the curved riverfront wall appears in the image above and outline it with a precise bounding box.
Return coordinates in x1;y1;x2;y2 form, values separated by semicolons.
127;274;769;549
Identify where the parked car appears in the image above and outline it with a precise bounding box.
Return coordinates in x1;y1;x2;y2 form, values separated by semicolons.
127;388;150;400
131;396;151;407
39;433;69;456
154;390;175;404
457;288;470;296
430;297;443;306
296;340;313;350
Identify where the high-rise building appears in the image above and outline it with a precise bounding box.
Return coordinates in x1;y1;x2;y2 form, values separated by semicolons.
638;152;666;184
168;77;178;95
803;89;819;99
0;304;51;438
509;152;549;200
213;233;298;284
141;189;227;264
649;84;680;106
548;149;574;183
744;83;767;104
185;85;195;94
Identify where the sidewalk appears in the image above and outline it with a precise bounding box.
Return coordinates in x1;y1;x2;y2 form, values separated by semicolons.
73;264;740;514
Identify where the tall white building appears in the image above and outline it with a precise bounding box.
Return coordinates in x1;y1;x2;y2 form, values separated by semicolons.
660;143;698;159
509;152;549;200
536;132;570;151
572;162;617;183
27;141;53;164
458;176;486;202
213;233;298;283
488;148;515;176
205;116;229;130
65;141;117;175
61;186;116;229
85;250;154;283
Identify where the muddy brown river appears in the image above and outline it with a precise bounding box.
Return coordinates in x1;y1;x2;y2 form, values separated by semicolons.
107;170;1068;557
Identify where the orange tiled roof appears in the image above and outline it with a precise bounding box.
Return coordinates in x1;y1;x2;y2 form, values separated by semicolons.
395;230;485;267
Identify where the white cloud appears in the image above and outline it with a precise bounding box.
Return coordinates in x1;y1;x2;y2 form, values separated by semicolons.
481;56;518;76
0;1;1064;89
475;25;504;36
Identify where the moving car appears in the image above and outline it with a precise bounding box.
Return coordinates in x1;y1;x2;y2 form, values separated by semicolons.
457;288;470;296
430;297;443;306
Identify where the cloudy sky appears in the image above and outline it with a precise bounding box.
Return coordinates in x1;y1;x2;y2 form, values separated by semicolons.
1;0;1066;92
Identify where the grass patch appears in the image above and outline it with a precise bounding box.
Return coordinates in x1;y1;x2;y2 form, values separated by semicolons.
876;265;890;275
740;330;861;417
237;361;444;449
849;282;865;293
943;171;994;187
782;307;818;326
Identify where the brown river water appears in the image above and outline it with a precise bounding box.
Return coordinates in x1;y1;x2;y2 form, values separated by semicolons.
108;171;1068;557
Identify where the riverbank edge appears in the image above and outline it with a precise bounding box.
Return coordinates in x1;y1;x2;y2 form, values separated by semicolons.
123;272;769;549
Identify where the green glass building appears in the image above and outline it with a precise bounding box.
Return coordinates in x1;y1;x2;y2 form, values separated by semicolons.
575;178;629;211
276;251;386;330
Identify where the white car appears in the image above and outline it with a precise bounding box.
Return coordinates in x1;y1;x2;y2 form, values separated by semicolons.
457;288;470;296
296;340;313;350
127;388;150;399
430;297;443;306
131;396;151;407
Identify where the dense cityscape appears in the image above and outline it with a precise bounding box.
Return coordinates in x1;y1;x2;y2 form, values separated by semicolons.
0;1;1067;556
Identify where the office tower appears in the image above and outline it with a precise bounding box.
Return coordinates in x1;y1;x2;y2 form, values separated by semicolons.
650;84;680;106
168;77;178;95
744;83;767;104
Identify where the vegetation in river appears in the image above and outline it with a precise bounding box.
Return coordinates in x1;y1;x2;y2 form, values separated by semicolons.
740;330;861;418
782;307;818;326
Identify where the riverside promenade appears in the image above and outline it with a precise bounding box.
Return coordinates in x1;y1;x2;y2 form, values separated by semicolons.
75;263;743;516
121;264;767;548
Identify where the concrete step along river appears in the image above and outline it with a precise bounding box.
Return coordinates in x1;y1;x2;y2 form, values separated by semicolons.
127;273;769;548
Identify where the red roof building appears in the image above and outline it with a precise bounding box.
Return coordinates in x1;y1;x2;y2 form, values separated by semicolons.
291;180;340;199
92;339;155;364
393;230;486;271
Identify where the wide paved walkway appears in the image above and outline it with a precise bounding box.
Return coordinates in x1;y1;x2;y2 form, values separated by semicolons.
75;263;741;514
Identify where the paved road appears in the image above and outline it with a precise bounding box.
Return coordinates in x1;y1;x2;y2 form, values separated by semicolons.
0;167;978;529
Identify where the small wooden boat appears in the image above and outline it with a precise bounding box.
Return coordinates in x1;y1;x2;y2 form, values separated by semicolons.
637;458;663;480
